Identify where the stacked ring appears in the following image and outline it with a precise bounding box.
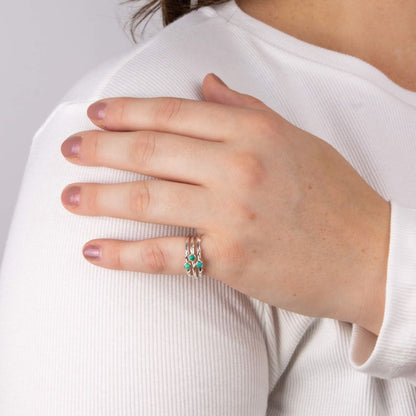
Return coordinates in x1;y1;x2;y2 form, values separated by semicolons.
184;235;204;278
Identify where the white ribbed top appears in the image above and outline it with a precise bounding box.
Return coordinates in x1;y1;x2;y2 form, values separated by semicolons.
0;1;415;414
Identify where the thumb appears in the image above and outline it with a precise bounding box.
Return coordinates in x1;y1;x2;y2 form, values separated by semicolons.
202;73;271;112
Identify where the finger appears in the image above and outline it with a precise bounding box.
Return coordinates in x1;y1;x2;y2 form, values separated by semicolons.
61;129;225;186
61;180;212;229
202;73;273;112
81;235;212;277
86;95;256;140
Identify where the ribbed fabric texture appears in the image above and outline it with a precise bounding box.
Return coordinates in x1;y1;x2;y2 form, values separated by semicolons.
1;1;415;414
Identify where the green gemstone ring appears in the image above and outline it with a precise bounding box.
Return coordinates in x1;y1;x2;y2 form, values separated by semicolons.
184;235;204;279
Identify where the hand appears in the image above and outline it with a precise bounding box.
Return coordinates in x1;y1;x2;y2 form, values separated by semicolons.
60;73;390;334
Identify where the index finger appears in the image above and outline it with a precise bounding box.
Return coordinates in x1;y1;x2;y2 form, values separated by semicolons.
86;96;253;141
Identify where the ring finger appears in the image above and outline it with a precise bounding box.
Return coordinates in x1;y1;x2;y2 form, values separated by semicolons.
82;235;213;277
61;180;212;229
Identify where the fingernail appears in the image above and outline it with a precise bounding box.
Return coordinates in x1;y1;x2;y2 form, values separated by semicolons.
87;101;107;120
61;136;82;158
83;245;101;260
62;186;81;207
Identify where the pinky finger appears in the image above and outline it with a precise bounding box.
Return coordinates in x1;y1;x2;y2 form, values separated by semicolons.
82;235;210;277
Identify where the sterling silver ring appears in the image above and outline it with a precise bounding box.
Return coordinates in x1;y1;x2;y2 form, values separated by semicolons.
184;235;204;278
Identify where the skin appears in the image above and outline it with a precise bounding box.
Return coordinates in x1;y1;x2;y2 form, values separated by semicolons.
236;0;416;92
60;0;415;336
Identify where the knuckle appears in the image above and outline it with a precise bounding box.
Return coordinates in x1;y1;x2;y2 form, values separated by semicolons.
139;243;167;273
251;111;280;138
227;150;266;188
240;111;280;142
112;99;128;126
129;181;151;218
130;131;157;168
85;185;99;212
228;199;257;224
88;130;101;163
112;246;124;270
154;98;183;126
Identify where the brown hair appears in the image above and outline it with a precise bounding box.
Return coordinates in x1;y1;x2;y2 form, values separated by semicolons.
120;0;231;43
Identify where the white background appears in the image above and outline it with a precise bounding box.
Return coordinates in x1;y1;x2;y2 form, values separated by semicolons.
0;0;162;261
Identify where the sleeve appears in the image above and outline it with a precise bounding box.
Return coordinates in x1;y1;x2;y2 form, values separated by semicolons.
0;99;272;416
0;25;275;412
348;200;416;386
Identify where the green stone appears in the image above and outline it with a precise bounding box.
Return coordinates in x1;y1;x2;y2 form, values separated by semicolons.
196;261;203;268
189;254;196;261
184;263;191;270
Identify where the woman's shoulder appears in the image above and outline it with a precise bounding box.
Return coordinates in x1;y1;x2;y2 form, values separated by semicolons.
59;5;235;105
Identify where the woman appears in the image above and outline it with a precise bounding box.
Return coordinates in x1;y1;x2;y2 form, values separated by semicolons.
0;0;415;414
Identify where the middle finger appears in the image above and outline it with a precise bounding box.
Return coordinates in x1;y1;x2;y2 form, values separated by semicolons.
62;130;226;186
61;180;212;229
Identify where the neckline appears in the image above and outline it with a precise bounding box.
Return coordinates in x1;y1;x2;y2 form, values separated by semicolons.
209;0;416;108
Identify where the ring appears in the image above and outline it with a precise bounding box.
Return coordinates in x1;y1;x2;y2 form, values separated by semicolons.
184;235;204;279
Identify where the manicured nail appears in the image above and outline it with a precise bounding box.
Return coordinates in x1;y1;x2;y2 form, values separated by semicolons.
62;186;81;207
61;136;82;158
87;101;107;120
83;245;101;260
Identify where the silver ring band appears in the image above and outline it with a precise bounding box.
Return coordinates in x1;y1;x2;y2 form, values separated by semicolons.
184;235;204;279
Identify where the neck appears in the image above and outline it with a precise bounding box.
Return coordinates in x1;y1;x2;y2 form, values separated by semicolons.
236;0;416;91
